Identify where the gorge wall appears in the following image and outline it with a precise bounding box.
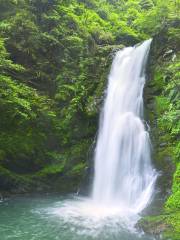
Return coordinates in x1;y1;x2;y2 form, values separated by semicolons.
0;1;179;238
140;21;180;240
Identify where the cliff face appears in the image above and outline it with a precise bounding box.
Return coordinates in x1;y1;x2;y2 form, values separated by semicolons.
0;5;179;235
0;0;147;194
140;21;180;239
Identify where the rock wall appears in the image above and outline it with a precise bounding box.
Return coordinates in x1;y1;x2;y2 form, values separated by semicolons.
140;21;180;239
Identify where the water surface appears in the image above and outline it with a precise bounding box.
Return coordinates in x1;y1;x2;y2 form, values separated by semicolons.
0;194;157;240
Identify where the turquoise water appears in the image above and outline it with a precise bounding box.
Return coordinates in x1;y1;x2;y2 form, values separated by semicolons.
0;194;156;240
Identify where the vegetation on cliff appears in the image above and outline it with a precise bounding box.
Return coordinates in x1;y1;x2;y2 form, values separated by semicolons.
0;0;179;238
142;20;180;239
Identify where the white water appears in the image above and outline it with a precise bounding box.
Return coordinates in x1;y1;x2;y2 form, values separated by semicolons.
39;40;158;238
92;39;157;214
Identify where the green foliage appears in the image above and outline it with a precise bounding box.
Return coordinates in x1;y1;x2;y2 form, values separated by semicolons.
36;163;65;177
139;213;180;240
147;21;180;238
155;57;180;159
0;0;179;199
155;57;180;221
166;163;180;211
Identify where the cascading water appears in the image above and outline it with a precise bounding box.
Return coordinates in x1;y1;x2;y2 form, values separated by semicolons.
92;39;157;214
36;40;158;239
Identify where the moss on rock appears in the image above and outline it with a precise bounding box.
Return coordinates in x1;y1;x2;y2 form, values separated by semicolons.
140;21;180;239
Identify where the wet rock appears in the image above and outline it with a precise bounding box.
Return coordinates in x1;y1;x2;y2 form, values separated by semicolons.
137;217;171;237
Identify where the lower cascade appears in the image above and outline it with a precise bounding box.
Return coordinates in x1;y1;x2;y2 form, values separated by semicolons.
92;39;157;214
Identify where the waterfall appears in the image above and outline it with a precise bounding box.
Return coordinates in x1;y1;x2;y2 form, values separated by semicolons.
92;39;157;214
42;40;158;237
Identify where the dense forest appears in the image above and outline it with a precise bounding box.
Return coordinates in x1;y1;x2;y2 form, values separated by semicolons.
0;0;179;239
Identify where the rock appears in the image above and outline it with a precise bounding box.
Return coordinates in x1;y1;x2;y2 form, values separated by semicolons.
159;142;167;147
137;217;171;237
